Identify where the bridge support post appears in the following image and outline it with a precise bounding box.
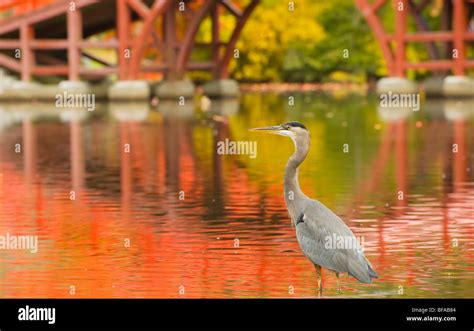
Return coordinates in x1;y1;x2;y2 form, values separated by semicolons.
108;80;151;101
200;0;259;98
58;4;87;96
422;75;445;98
393;0;407;77
375;1;417;96
442;1;472;99
452;0;466;76
58;80;91;95
117;0;131;80
202;79;239;98
163;1;178;80
154;79;195;99
20;24;34;82
2;81;41;100
376;77;417;95
442;76;474;98
67;6;82;81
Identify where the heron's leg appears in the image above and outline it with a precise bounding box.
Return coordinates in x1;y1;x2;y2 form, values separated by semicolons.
314;264;322;293
335;272;341;294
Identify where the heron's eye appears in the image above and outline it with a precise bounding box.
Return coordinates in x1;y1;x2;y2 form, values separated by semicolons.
284;125;290;130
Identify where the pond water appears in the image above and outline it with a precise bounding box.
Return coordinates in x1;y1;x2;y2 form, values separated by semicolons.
0;92;473;298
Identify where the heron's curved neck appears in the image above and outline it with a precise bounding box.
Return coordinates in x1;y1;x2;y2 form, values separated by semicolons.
284;135;310;201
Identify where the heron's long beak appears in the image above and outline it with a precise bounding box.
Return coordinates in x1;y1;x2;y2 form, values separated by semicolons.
249;125;283;133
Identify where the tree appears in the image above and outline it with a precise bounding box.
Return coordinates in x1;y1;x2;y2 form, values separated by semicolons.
285;0;386;82
231;0;325;81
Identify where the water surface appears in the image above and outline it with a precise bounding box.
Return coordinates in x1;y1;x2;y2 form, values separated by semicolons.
0;92;473;298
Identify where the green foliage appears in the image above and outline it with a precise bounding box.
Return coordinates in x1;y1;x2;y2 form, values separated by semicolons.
229;0;386;82
300;0;386;81
231;0;326;82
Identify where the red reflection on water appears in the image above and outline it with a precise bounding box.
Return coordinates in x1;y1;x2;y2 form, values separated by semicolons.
0;106;473;298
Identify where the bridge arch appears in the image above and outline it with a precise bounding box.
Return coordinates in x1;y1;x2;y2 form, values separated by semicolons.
0;0;259;81
355;0;474;77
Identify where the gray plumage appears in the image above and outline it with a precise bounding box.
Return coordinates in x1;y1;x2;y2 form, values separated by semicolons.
252;121;378;290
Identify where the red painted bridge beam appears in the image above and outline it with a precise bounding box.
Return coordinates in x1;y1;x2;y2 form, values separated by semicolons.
175;0;260;80
20;24;34;81
67;3;83;81
355;0;396;76
117;0;131;80
175;0;219;80
128;0;172;80
394;0;408;77
163;0;178;80
356;0;473;76
218;0;259;79
453;0;467;75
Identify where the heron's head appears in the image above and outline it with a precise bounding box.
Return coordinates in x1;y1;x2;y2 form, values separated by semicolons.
250;121;309;148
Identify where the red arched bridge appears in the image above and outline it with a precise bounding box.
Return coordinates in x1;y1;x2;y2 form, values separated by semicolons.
0;0;473;82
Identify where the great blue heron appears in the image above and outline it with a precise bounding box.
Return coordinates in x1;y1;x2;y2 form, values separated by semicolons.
251;121;378;293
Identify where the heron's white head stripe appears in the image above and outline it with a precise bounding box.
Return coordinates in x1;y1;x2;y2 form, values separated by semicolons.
274;130;297;147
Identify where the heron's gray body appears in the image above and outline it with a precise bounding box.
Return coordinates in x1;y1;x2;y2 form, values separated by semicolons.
290;197;376;283
253;121;378;287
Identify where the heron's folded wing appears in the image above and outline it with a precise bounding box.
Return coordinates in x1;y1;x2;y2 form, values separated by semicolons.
296;218;350;274
296;200;375;282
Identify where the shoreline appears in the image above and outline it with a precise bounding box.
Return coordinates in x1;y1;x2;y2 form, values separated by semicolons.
238;82;368;92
